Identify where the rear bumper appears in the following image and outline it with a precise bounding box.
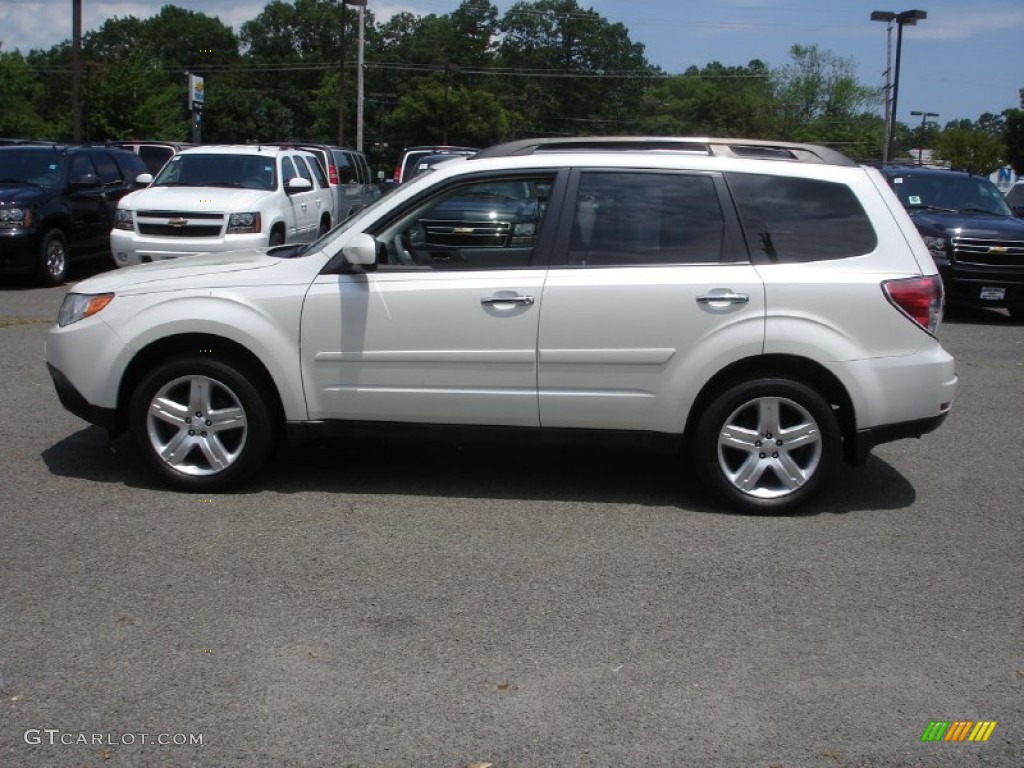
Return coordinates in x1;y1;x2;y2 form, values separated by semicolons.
847;412;950;466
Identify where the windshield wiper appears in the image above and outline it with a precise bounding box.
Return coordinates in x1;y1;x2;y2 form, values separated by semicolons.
906;203;958;213
0;178;31;185
958;206;999;215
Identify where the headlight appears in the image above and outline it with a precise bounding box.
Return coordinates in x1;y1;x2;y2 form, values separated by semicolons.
922;235;948;257
0;207;31;228
114;209;134;231
227;212;261;234
58;293;114;327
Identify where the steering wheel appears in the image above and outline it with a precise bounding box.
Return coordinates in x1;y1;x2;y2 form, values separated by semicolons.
394;232;420;265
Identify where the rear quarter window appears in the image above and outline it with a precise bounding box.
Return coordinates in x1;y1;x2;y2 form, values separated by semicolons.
726;173;877;263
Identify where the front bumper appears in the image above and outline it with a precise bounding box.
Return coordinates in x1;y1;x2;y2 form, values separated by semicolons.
0;228;42;274
941;263;1024;309
110;229;269;267
47;363;119;433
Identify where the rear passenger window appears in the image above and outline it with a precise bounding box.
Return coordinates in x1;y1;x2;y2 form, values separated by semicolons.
306;155;328;188
727;173;877;262
568;172;728;266
335;151;356;183
293;156;313;184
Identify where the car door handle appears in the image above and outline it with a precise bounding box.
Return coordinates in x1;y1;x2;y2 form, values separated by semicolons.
696;291;749;305
481;295;535;307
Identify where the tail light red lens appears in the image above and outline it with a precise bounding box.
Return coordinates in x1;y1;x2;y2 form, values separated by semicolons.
882;275;943;334
328;164;339;185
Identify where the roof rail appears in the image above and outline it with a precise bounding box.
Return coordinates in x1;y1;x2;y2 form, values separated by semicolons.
472;136;857;167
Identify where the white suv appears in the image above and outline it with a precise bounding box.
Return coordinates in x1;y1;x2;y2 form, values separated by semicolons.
47;137;957;513
110;144;332;266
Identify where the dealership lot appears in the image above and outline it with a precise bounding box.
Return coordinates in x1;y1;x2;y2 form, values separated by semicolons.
1;276;1021;767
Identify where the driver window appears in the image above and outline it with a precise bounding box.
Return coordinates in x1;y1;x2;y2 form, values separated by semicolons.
377;174;555;270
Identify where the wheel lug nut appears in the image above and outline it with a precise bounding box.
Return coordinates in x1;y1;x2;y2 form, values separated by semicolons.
185;417;192;424
195;411;202;417
201;431;208;437
776;439;783;445
772;452;779;458
759;453;766;459
188;430;195;436
755;440;762;447
205;420;212;426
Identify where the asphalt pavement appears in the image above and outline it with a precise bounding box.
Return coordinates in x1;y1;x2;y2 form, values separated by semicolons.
1;271;1021;767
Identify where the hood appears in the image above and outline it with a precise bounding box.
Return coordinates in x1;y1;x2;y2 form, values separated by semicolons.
120;185;273;212
0;184;50;205
71;248;286;295
909;210;1024;239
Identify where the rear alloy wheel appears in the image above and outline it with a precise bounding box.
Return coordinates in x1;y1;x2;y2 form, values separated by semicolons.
129;356;274;491
38;230;69;286
694;378;840;514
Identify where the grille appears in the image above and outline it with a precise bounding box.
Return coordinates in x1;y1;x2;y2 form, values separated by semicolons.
422;219;511;247
138;224;223;237
952;235;1024;268
135;210;224;239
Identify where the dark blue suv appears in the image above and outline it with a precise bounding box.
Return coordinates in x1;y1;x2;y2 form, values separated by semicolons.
0;144;149;285
881;165;1024;319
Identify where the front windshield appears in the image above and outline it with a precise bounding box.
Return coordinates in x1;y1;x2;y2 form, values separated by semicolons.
890;173;1012;216
153;153;277;190
0;149;65;188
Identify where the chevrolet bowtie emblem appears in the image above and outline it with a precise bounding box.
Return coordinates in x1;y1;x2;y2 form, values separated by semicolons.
168;217;188;227
988;246;1007;254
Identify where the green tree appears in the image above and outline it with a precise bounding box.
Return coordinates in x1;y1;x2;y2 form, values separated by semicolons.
934;125;1005;174
390;80;508;145
638;61;775;137
1003;103;1024;174
772;44;880;152
0;46;48;137
497;0;657;136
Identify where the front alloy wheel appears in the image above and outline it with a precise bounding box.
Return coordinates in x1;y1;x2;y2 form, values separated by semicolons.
695;379;839;514
129;356;274;491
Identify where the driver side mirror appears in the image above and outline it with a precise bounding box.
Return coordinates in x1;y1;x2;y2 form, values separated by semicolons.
340;232;378;271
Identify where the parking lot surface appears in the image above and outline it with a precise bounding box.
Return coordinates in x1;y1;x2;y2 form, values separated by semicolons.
1;274;1021;767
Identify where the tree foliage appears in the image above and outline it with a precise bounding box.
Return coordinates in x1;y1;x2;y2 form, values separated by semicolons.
2;1;1020;171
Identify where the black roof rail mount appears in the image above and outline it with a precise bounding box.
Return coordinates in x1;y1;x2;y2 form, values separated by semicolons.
473;136;856;167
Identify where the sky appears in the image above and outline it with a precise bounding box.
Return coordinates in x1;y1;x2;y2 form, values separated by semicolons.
1;0;1022;125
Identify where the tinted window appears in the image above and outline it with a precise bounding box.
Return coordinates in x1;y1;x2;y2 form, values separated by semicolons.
281;157;297;185
138;145;174;175
334;150;357;183
91;152;122;184
727;173;877;263
154;154;275;189
568;172;727;266
293;155;313;184
305;154;328;187
0;148;64;187
888;172;1012;216
111;150;147;181
69;153;97;183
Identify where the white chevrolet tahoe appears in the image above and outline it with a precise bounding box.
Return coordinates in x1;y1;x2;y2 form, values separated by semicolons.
110;144;332;266
48;137;957;513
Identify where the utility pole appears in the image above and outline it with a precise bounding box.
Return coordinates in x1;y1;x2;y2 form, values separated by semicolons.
72;0;83;142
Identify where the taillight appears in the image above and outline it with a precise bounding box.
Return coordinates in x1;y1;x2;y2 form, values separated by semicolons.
328;164;339;185
393;164;401;183
882;275;943;334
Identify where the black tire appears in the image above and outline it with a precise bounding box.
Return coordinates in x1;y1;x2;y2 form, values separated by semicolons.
269;228;285;247
693;378;840;514
128;355;275;492
38;229;69;286
318;217;331;237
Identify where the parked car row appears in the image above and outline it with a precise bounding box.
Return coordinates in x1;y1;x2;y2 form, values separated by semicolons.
1;141;385;282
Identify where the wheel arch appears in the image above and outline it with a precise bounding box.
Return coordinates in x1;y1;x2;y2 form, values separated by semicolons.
116;333;286;436
684;354;858;464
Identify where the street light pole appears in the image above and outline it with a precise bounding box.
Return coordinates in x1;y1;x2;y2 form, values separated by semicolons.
871;9;927;163
910;110;939;165
337;0;367;147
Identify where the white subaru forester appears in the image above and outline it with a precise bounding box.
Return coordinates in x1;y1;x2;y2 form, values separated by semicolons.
47;137;957;513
